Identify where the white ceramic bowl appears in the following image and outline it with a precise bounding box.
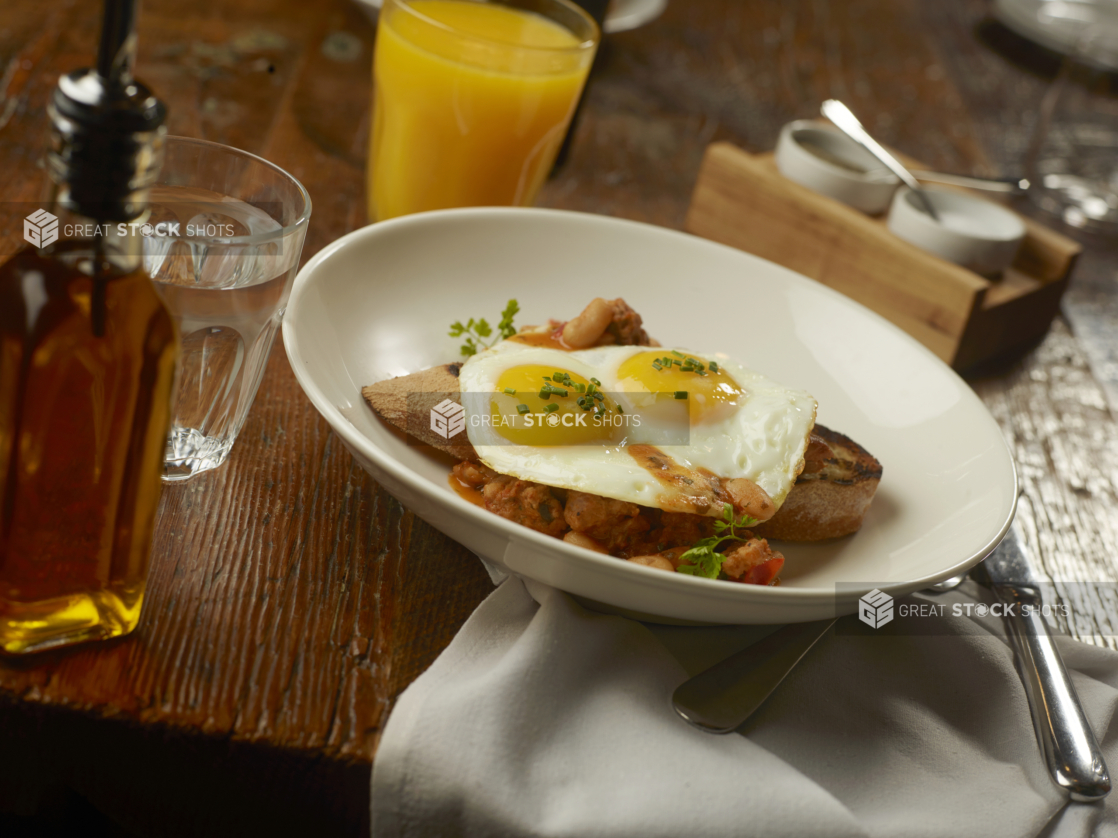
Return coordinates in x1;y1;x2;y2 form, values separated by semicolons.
774;120;900;214
887;187;1026;275
283;208;1017;624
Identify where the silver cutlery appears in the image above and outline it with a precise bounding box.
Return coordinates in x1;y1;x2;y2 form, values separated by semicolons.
912;170;1031;196
981;537;1111;801
821;98;941;220
672;617;836;734
671;576;968;734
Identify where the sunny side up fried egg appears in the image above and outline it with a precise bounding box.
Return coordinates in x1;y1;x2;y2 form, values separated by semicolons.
457;340;817;516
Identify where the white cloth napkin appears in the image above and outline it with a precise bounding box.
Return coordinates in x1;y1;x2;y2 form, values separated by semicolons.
370;573;1118;838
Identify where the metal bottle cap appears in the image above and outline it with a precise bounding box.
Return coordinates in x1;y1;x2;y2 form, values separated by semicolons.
45;0;166;223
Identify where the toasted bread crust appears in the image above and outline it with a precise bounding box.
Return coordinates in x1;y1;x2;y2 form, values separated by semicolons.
361;364;478;460
751;425;881;541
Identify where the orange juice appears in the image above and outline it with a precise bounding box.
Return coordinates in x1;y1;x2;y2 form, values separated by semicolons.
369;0;598;221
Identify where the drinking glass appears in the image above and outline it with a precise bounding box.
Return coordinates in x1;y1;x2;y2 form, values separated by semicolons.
143;136;312;480
1026;10;1118;231
368;0;599;222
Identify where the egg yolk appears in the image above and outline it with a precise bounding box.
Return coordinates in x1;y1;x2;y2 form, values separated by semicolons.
490;365;624;446
616;350;743;423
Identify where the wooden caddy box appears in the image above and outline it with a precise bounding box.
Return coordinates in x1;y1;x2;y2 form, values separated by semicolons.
685;142;1081;372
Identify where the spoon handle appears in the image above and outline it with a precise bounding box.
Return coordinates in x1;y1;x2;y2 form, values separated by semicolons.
672;618;836;734
821;99;940;220
911;170;1028;195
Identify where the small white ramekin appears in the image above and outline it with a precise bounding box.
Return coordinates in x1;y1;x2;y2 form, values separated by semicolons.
774;119;900;214
887;187;1026;276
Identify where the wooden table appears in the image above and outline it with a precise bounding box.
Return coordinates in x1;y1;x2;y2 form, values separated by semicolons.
2;0;1116;834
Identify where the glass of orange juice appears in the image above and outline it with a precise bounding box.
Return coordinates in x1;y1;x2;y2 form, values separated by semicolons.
369;0;600;221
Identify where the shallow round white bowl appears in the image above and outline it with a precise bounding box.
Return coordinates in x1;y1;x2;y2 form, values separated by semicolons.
283;208;1017;624
775;120;900;214
887;187;1026;275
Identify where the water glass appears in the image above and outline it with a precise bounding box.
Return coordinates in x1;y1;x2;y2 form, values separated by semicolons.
143;136;312;481
1026;10;1118;231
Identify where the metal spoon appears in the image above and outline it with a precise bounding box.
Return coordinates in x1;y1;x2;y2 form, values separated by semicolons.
821;99;940;221
912;170;1031;196
672;574;969;734
672;618;836;734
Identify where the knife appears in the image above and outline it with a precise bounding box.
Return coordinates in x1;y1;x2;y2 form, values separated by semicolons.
981;535;1111;802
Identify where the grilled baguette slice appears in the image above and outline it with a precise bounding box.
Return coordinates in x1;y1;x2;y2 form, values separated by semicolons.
751;425;882;541
362;367;881;542
361;363;476;461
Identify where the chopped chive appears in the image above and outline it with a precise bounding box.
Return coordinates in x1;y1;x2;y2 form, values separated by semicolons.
591;377;601;386
617;404;624;414
517;404;530;414
543;403;559;414
574;382;586;393
709;361;719;372
538;388;550;399
554;388;568;397
698;370;707;376
503;387;517;395
593;391;604;401
674;391;688;399
586;383;596;395
652;362;663;371
671;350;684;358
554;371;567;381
543;376;551;381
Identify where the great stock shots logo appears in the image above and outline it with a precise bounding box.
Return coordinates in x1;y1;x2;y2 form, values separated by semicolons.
430;399;466;439
858;588;894;629
24;209;59;248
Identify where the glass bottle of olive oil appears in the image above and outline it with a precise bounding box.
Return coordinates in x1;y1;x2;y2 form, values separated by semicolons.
0;0;179;653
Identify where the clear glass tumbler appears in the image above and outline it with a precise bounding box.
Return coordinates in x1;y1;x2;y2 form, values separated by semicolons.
143;137;311;480
1026;11;1118;231
369;0;599;222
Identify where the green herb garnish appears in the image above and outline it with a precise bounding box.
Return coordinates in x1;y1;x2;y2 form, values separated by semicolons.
449;298;520;357
674;391;688;399
517;404;530;414
652;352;713;377
676;504;760;579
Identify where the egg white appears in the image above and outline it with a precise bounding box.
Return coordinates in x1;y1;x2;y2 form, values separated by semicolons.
458;341;817;515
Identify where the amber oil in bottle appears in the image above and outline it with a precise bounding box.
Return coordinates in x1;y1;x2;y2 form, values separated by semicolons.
0;0;179;653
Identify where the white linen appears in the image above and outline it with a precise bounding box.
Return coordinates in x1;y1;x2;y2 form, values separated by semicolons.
371;575;1118;838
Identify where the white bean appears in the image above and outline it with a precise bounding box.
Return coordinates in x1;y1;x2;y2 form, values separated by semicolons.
562;298;613;348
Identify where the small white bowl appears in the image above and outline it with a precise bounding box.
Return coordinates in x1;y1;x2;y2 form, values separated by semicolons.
774;119;900;214
887;187;1026;276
